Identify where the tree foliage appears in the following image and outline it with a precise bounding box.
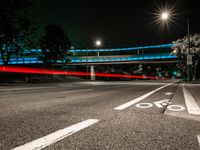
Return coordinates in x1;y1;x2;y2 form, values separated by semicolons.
0;0;39;65
172;34;200;55
172;34;200;80
40;24;71;64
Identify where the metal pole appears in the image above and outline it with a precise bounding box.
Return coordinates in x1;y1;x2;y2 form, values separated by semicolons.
187;18;191;82
86;49;89;79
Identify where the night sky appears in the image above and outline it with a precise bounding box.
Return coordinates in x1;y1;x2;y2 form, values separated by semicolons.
40;0;200;49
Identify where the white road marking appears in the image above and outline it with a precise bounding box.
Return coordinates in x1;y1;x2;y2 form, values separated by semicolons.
182;84;200;115
58;84;72;87
0;86;55;91
74;82;105;85
165;92;174;96
154;99;170;108
167;105;186;111
197;135;200;147
135;103;153;108
114;82;176;110
12;119;99;150
61;89;93;94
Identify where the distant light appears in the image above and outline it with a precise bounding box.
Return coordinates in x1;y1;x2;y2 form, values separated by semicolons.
71;46;74;49
161;12;169;20
172;49;177;54
173;71;177;76
95;40;101;47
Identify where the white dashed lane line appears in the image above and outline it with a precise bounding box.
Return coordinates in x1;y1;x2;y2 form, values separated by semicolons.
60;89;93;94
11;119;99;150
58;84;72;87
114;82;176;110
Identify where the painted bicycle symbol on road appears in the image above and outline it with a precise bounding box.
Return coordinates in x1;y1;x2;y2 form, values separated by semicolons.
135;99;186;112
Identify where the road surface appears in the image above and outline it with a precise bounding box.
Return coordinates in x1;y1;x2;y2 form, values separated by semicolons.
0;80;200;150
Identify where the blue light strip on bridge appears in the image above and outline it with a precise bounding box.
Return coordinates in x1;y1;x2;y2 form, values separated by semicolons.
13;43;173;55
0;53;176;65
69;44;173;53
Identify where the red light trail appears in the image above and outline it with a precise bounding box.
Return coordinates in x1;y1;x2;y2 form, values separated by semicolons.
0;66;165;80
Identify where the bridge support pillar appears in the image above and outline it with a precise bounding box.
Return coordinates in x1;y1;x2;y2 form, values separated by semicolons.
90;65;95;81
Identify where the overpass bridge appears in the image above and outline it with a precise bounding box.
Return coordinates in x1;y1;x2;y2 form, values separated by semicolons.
0;43;178;80
0;43;177;65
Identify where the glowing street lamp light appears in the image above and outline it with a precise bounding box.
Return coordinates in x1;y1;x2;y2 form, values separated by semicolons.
95;40;102;57
95;40;101;47
161;12;169;20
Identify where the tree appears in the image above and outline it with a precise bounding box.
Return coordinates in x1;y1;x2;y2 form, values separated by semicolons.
0;0;40;65
40;24;71;64
172;34;200;80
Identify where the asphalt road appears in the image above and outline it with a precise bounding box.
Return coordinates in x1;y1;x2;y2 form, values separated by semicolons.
0;80;200;150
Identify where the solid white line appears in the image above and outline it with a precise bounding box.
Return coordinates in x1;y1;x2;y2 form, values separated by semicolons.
12;119;99;150
0;86;55;91
61;89;93;94
58;84;72;87
114;82;176;110
182;84;200;115
197;135;200;147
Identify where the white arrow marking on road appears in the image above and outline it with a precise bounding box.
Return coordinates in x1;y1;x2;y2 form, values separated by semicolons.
165;92;174;96
114;82;177;110
11;119;99;150
154;99;170;108
183;84;200;115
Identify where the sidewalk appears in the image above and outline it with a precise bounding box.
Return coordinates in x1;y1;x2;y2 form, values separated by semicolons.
164;82;200;121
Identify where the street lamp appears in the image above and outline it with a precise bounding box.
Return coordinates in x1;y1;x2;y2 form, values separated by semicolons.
161;12;169;20
95;40;102;57
159;11;191;81
95;40;101;47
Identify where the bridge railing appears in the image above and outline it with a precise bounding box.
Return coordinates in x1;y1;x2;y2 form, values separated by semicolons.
69;44;173;53
70;53;177;63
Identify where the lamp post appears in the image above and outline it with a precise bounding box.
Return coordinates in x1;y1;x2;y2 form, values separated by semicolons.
186;18;192;81
159;11;192;81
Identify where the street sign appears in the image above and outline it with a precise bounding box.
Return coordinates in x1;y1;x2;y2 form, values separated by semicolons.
187;54;192;65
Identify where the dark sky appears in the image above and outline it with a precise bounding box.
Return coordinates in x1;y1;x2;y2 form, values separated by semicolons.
40;0;200;48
